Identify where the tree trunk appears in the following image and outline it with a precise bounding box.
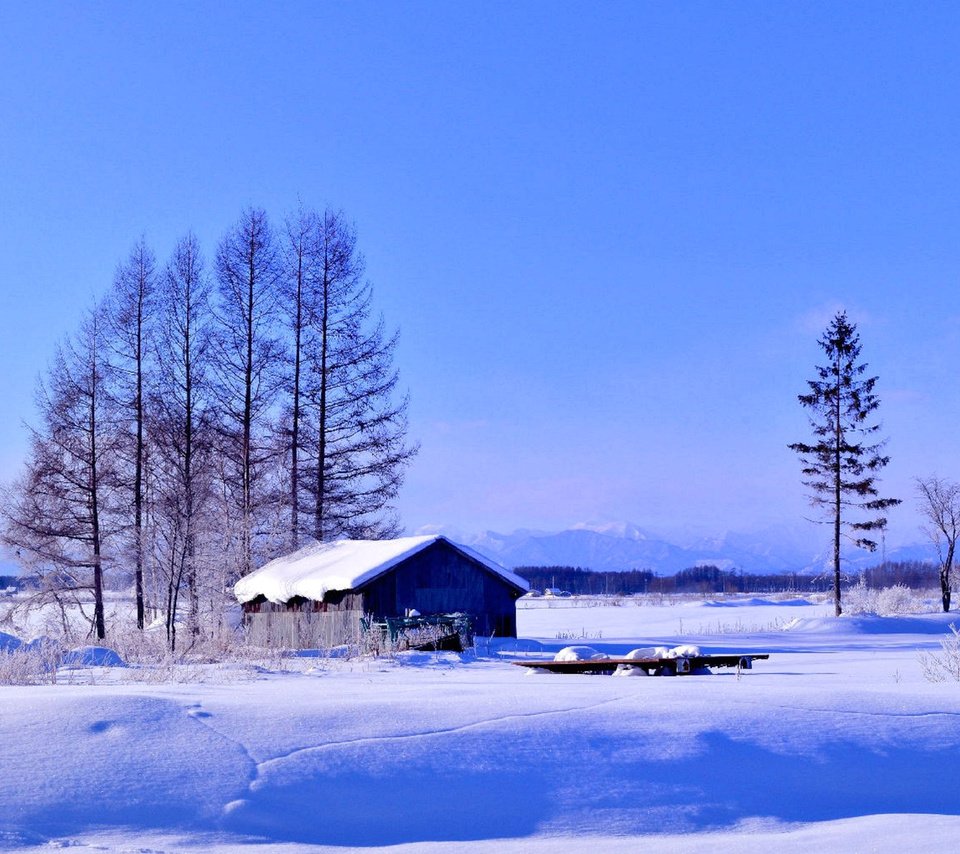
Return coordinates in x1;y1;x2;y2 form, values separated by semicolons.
833;353;843;618
942;542;954;613
314;256;330;541
242;237;255;576
290;247;303;549
89;376;106;640
134;282;146;630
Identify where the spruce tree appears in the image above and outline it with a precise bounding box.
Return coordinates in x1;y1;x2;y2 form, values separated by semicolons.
789;311;900;616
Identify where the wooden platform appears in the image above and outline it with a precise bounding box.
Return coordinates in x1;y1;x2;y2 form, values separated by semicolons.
512;653;769;675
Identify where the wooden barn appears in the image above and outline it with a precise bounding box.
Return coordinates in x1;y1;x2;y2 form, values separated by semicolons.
234;535;529;648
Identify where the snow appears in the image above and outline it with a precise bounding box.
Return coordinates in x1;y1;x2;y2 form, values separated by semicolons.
554;645;607;661
233;534;528;604
664;643;701;658
2;595;960;852
60;646;125;668
623;647;660;659
551;644;702;662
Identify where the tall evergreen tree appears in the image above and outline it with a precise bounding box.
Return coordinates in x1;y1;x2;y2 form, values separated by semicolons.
789;311;900;616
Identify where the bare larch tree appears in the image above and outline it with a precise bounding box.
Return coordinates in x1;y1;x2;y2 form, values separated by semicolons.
105;238;156;629
152;234;213;647
2;305;120;639
279;207;317;551
211;208;281;579
293;209;417;542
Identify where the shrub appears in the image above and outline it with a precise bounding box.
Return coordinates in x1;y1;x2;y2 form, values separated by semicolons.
843;579;877;615
876;584;922;615
844;581;925;616
920;625;960;682
0;643;60;685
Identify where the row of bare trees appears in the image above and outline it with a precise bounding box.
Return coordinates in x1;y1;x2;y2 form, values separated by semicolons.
1;207;417;647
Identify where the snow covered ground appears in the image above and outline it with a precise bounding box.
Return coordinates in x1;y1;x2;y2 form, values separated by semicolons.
3;595;960;852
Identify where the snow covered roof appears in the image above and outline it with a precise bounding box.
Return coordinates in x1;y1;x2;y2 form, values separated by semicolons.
234;535;528;605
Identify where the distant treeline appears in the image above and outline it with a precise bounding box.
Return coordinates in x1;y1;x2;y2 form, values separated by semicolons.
4;561;941;599
516;560;942;596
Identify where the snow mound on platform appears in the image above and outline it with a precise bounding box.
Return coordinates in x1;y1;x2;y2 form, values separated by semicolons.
554;646;608;661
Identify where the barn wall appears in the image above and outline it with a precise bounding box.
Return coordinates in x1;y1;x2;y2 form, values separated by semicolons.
358;540;520;637
243;609;364;648
241;594;366;648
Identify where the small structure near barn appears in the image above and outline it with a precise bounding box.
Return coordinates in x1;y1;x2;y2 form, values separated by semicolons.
234;535;529;649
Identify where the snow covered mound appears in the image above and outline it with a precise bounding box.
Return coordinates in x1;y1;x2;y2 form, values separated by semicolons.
554;646;608;662
701;597;813;608
617;645;702;660
552;645;706;677
782;613;959;635
61;646;125;668
0;631;21;653
665;644;701;658
612;645;706;676
623;647;660;660
613;664;648;676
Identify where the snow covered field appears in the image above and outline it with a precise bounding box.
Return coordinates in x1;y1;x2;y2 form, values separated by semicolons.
3;595;960;852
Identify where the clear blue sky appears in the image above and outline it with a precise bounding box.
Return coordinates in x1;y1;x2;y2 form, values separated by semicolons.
2;2;959;548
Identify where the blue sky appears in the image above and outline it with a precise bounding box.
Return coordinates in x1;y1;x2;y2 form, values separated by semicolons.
2;2;960;548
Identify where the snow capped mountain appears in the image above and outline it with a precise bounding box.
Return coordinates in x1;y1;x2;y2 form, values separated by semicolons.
471;527;691;573
568;521;654;541
459;522;935;575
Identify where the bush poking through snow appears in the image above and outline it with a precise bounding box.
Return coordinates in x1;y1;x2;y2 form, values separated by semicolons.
0;643;60;685
875;584;922;615
919;625;960;683
843;579;876;615
844;581;927;616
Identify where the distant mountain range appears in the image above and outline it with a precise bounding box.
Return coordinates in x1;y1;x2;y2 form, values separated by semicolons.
457;522;934;576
